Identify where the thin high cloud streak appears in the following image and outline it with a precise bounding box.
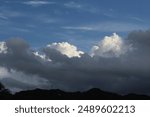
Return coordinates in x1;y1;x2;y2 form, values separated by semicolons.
0;31;150;95
23;1;55;7
62;22;147;32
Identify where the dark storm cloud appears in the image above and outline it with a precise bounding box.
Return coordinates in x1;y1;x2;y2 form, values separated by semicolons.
0;30;150;95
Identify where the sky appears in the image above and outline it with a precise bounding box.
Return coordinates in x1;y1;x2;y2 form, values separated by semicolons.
0;0;149;51
0;0;150;95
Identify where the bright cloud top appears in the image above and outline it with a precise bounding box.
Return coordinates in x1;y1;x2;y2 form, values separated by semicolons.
0;42;8;54
47;42;84;58
91;33;132;57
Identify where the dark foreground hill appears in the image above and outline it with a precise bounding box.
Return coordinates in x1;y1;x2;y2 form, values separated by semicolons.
0;83;150;100
13;88;150;100
0;89;150;100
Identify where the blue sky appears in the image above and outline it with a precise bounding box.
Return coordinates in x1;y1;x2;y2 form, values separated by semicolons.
0;0;149;51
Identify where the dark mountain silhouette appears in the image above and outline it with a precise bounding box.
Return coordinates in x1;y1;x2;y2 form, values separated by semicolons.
0;83;150;100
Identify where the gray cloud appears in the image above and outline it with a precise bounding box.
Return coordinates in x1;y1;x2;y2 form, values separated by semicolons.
0;31;150;95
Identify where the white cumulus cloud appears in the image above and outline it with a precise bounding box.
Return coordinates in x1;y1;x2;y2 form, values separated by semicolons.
47;42;84;58
0;42;8;54
91;33;132;57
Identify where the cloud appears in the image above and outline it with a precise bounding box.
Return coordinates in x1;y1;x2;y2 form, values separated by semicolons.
64;1;98;13
0;67;9;79
0;9;23;20
62;26;93;31
0;66;51;92
0;13;8;20
129;16;145;22
64;1;82;9
62;22;148;32
33;51;52;62
46;42;84;58
23;1;55;7
0;42;8;54
0;31;150;95
90;33;133;57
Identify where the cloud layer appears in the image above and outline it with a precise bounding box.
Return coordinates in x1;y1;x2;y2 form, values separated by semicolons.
0;31;150;95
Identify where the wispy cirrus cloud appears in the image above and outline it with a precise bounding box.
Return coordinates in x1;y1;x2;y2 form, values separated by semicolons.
0;13;8;20
0;7;23;20
64;1;99;13
129;16;145;22
0;11;22;19
23;0;55;7
62;22;148;32
62;26;94;31
64;1;82;9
